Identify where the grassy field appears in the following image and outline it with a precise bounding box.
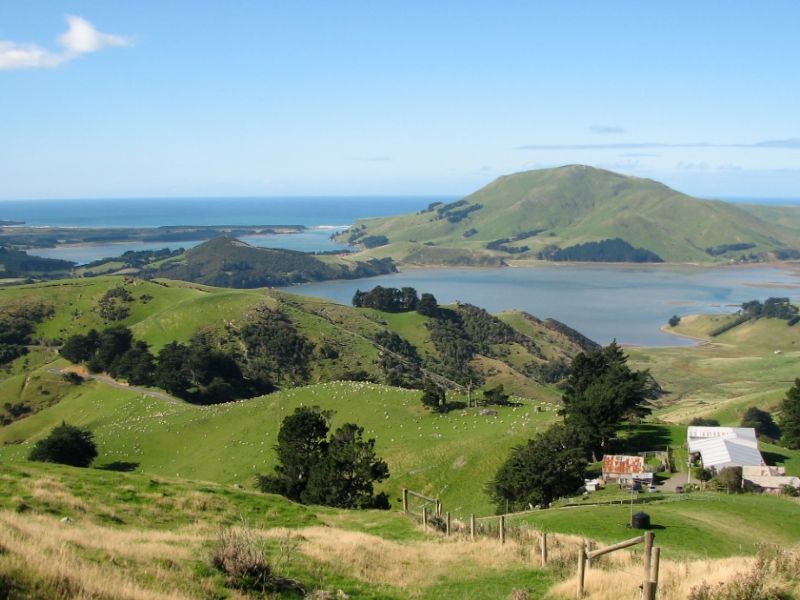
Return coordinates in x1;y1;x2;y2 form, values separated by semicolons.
512;492;800;559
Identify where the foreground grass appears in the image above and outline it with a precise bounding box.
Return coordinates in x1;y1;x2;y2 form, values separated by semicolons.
0;461;557;599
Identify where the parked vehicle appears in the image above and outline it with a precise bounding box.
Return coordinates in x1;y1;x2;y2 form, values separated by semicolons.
648;484;657;492
675;485;685;493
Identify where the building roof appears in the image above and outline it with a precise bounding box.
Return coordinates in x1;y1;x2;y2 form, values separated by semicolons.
687;426;757;441
602;455;645;474
687;426;764;470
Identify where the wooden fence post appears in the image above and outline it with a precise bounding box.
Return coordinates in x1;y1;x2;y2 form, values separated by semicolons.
422;506;428;531
646;547;661;600
402;488;408;513
540;532;548;567
436;500;442;517
576;546;586;598
470;514;476;541
446;511;451;537
643;531;654;579
499;515;505;544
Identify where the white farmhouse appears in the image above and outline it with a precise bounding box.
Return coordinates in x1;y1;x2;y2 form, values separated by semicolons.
687;426;765;471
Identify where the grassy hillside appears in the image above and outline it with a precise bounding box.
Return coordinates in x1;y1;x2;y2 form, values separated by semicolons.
0;276;589;407
0;460;559;600
627;313;799;424
0;379;558;516
337;165;800;264
151;236;396;288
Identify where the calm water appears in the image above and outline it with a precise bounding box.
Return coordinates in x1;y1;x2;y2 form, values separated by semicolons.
26;228;353;264
286;264;800;347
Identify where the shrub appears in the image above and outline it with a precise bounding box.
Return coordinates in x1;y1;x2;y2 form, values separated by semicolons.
28;422;98;467
668;315;681;327
210;527;274;593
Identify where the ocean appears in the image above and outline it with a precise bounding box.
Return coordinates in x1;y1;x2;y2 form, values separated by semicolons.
0;196;438;228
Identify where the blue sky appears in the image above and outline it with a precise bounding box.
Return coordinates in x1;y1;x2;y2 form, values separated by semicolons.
1;1;799;200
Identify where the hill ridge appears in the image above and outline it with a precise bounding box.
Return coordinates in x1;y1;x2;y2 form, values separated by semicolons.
337;165;800;264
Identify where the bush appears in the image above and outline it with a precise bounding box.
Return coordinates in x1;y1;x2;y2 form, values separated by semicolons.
689;417;721;426
668;315;681;327
28;422;98;467
210;527;275;593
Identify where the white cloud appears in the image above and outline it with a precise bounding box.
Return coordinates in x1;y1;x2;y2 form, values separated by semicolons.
58;15;131;54
0;15;131;70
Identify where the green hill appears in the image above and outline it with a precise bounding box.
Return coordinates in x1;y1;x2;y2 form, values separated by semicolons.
149;236;396;287
337;165;800;264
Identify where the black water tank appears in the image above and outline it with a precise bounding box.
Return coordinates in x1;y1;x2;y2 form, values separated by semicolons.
631;511;651;529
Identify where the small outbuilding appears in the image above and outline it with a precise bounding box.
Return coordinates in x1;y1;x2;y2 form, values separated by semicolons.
602;455;653;485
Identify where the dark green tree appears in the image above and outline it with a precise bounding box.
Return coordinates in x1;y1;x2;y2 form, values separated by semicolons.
487;424;586;512
560;342;654;460
779;379;800;449
416;293;439;317
111;341;155;386
60;329;101;363
302;423;390;509
715;466;743;493
483;384;510;406
740;406;781;441
92;325;134;372
154;342;192;396
420;385;446;412
258;407;330;501
28;422;98;467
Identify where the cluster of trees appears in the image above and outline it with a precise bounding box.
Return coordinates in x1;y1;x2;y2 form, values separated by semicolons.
0;300;53;366
538;238;663;263
487;342;654;511
257;407;389;509
485;229;545;254
97;287;135;321
706;242;756;256
60;325;271;404
239;306;315;387
741;297;799;322
374;330;424;388
433;199;483;223
360;235;389;248
711;297;799;336
352;286;438;315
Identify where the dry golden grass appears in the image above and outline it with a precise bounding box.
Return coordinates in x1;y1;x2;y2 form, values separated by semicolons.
548;545;800;600
262;524;588;593
0;510;204;600
27;477;89;513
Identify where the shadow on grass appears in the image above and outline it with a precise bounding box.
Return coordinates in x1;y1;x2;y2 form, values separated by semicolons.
613;424;673;454
762;449;792;467
97;461;140;472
